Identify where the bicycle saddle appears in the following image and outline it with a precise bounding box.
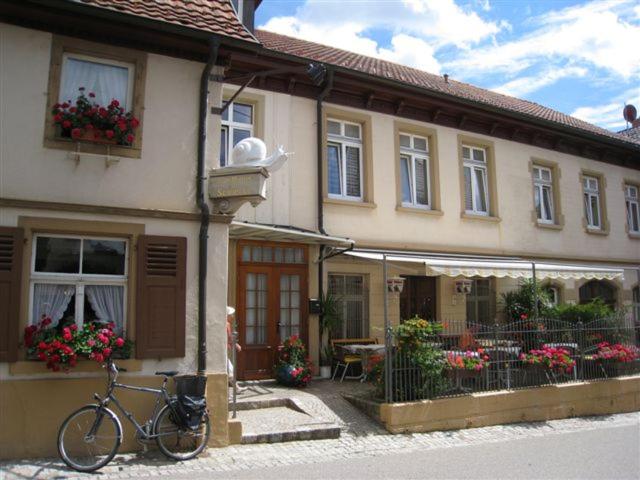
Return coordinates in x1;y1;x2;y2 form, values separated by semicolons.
155;371;179;377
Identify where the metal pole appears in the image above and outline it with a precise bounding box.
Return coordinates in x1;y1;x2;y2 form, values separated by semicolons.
383;254;392;403
232;318;238;419
531;262;538;318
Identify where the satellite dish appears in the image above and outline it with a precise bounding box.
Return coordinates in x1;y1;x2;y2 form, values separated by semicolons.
623;104;637;123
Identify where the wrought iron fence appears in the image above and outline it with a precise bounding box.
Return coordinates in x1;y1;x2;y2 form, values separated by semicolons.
380;317;640;403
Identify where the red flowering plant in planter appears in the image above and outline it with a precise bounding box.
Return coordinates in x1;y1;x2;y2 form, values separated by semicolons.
519;345;576;374
593;342;639;363
51;87;139;146
274;335;313;387
445;349;489;372
23;314;132;372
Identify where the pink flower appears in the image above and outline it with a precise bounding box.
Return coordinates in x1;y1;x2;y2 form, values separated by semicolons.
87;339;96;347
115;337;125;347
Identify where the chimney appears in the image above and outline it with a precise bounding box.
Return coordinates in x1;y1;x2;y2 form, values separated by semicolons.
231;0;260;34
443;73;449;84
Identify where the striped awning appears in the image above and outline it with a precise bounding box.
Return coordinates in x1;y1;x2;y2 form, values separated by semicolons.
344;250;625;281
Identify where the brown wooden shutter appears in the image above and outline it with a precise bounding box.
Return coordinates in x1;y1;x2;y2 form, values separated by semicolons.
136;235;187;358
0;227;24;362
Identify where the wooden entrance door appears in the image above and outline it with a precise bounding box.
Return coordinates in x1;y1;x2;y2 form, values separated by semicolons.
400;276;437;321
236;242;308;380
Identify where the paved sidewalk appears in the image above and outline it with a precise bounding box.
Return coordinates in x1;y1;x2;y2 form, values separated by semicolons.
2;408;638;479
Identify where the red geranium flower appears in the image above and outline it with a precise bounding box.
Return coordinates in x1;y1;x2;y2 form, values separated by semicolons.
105;130;115;139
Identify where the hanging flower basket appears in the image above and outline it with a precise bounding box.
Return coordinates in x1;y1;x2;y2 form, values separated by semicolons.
52;87;139;147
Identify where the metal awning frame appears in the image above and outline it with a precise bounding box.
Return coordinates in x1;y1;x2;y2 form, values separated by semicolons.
229;221;354;248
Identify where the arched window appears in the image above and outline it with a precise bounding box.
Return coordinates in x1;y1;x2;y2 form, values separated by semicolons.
579;280;617;308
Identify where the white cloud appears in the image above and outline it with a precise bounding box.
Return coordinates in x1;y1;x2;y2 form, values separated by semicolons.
492;66;588;97
259;0;503;74
571;87;640;129
448;0;640;80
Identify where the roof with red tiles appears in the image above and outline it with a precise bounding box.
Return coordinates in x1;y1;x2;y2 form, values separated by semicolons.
77;0;257;43
256;29;640;148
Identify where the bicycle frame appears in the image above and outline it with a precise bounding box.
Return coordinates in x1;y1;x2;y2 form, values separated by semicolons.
89;361;178;440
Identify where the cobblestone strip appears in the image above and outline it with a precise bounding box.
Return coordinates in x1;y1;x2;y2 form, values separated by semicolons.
2;412;637;480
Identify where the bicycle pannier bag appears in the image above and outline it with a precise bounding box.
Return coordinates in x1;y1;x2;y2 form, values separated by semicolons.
174;375;207;430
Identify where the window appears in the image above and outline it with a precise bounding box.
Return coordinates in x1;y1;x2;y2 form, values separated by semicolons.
583;176;602;229
633;286;640;324
400;133;431;209
328;274;368;338
462;145;489;215
466;278;493;325
59;53;134;111
240;245;305;264
45;36;147;158
29;235;127;333
625;184;640;234
544;286;560;307
220;101;254;166
533;166;555;223
327;119;363;201
579;280;616;308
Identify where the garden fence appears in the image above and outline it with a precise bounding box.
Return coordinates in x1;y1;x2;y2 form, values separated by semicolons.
382;317;640;403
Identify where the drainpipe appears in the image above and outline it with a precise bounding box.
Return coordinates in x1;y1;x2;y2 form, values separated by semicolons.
316;68;333;354
196;38;220;376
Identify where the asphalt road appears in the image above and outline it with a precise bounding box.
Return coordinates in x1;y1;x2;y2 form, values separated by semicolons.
180;423;640;480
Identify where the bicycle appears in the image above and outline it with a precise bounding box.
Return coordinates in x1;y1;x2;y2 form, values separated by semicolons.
57;359;210;472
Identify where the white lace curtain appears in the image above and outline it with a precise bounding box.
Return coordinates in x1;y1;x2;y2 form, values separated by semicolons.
32;284;74;327
86;285;125;333
60;57;130;109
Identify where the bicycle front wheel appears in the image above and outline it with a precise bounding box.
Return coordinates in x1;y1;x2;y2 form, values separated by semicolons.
154;404;210;460
58;405;122;472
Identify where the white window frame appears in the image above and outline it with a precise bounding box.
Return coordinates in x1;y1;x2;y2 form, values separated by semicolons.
462;145;490;216
625;184;640;234
400;133;431;209
327;118;363;202
583;176;602;230
29;234;129;330
59;52;135;111
220;101;254;167
546;286;560;306
533;166;555;224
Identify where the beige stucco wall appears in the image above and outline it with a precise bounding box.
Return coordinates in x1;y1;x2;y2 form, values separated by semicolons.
228;84;639;265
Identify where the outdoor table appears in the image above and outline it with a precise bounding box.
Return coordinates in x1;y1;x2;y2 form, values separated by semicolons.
342;344;386;382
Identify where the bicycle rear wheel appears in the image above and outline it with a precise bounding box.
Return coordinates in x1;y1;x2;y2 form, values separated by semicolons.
154;403;210;460
58;405;122;472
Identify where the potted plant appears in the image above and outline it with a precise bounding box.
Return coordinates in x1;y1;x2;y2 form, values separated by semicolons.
23;314;132;372
519;345;576;374
593;342;639;377
318;293;341;379
274;335;312;387
445;350;488;380
52;87;140;146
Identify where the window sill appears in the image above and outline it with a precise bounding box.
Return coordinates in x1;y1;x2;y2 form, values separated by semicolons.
396;206;444;217
584;227;609;236
460;212;501;223
44;137;142;159
9;358;143;376
628;232;640;240
535;222;563;231
324;197;376;209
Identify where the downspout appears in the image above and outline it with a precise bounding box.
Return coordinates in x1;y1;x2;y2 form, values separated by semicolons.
196;38;220;376
317;69;334;352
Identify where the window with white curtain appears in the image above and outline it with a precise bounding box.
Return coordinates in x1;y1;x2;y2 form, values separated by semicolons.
462;145;489;215
327;119;363;201
583;176;602;229
533;166;555;223
625;184;640;234
400;133;431;209
220;101;254;166
59;53;134;110
30;235;127;333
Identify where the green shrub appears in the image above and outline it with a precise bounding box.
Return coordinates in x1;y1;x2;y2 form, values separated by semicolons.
501;279;553;322
548;299;613;324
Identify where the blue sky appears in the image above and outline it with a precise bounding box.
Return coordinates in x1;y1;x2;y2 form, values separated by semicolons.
256;0;640;131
